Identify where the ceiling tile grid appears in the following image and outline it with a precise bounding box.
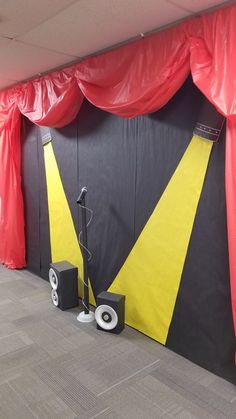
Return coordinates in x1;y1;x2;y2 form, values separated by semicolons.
0;0;231;91
0;0;78;38
17;0;191;57
0;40;76;82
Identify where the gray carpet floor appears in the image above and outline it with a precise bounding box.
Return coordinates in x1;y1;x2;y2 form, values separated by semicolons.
0;265;235;419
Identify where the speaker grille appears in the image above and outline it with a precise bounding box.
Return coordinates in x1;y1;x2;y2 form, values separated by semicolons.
49;268;58;290
95;305;118;330
51;289;59;307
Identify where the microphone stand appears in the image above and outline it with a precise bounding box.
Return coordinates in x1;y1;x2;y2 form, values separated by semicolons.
76;187;95;323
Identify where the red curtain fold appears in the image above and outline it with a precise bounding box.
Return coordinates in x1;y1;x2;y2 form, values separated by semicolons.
0;99;25;268
190;6;236;120
76;24;191;117
0;4;236;338
16;70;84;128
189;7;236;339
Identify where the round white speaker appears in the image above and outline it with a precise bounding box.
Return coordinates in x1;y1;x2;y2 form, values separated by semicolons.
51;289;59;307
95;304;118;331
49;268;58;290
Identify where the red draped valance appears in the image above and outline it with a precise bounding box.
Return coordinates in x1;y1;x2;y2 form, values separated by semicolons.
0;4;236;337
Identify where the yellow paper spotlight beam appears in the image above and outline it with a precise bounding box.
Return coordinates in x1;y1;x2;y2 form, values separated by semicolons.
43;140;95;306
109;135;212;344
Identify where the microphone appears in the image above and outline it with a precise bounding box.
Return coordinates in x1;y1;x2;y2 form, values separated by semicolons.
77;187;87;204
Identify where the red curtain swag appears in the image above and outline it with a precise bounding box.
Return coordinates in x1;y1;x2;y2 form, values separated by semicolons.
0;4;236;336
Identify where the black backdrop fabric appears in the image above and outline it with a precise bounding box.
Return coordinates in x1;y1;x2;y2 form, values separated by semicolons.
21;77;235;384
22;121;51;278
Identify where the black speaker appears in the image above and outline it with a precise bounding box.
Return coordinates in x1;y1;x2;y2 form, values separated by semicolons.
95;291;125;334
49;261;78;310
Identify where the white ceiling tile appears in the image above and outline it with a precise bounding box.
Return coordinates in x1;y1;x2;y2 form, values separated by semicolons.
0;37;11;48
0;41;76;81
0;0;229;87
167;0;228;13
0;77;16;90
18;0;191;57
0;0;79;38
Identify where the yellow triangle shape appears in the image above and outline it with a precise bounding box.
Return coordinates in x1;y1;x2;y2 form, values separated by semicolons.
109;135;212;344
43;141;95;306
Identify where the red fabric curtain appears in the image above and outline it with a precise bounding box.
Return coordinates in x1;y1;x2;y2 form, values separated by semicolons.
16;69;84;127
0;4;235;335
0;94;25;268
189;8;236;333
76;23;191;117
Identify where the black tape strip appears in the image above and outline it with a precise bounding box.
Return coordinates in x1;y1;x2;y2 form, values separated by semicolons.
41;133;52;145
39;126;52;145
193;100;225;142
